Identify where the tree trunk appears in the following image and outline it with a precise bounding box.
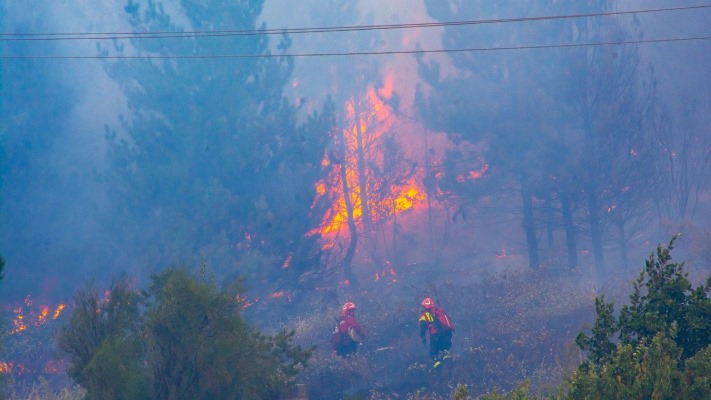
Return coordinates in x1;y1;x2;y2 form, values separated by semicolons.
342;229;358;286
586;188;605;274
353;101;372;234
544;195;555;266
560;190;578;270
427;189;435;256
339;127;358;286
617;219;628;269
423;129;436;258
521;180;540;269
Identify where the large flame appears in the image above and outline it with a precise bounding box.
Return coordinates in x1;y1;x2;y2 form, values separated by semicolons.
312;74;427;237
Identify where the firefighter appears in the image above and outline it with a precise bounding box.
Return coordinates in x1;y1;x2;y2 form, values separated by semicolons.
331;301;365;356
419;297;454;367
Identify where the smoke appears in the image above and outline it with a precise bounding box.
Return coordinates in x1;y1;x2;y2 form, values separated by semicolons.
1;0;710;307
0;2;710;397
260;0;444;113
1;1;131;300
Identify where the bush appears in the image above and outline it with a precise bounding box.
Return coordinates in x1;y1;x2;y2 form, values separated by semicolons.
56;275;144;400
564;237;711;399
57;267;313;400
577;236;711;366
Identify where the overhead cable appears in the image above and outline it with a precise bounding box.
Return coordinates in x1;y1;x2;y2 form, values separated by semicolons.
2;35;710;60
1;4;710;41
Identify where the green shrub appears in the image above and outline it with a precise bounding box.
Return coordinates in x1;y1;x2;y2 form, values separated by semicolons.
58;267;313;400
564;237;711;399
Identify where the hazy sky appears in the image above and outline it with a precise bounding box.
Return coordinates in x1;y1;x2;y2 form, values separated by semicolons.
7;0;709;167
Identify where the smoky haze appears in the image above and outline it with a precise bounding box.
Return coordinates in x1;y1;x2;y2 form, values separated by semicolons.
1;0;710;394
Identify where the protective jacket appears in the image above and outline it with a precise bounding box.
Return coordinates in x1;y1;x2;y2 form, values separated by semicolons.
419;307;453;359
332;312;364;356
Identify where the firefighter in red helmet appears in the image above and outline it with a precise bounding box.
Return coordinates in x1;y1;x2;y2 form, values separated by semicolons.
331;301;365;356
419;297;454;367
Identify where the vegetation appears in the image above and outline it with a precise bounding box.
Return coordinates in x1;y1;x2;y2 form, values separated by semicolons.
2;234;709;399
433;237;711;400
3;379;85;400
567;236;711;399
289;261;594;399
417;0;664;274
285;237;710;399
56;267;312;400
2;0;710;398
103;0;335;296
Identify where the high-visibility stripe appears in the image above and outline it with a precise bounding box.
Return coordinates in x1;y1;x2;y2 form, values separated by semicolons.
419;312;434;323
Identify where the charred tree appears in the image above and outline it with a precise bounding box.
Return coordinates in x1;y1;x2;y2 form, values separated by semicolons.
653;102;711;222
417;1;569;272
565;0;658;276
585;186;606;273
353;101;373;235
521;179;541;269
338;125;359;286
560;189;578;270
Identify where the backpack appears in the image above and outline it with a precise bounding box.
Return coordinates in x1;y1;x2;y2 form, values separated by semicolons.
432;308;455;332
331;320;348;350
331;323;347;350
331;318;361;350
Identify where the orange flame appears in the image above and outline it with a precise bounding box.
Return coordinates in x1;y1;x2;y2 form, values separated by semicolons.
282;255;292;269
53;304;65;319
11;307;27;334
468;164;489;180
311;74;428;237
374;260;398;283
9;296;67;335
0;362;13;374
37;307;49;325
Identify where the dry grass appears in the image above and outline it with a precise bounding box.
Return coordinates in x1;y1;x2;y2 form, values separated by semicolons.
275;259;602;399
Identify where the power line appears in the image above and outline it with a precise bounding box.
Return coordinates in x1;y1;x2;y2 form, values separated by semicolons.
1;4;710;41
2;35;709;60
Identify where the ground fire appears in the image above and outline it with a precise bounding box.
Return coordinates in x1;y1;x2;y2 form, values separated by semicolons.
1;295;68;379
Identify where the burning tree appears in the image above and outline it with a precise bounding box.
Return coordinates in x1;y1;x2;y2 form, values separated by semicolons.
312;76;428;284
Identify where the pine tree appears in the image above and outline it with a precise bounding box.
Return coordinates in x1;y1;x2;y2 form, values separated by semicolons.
104;0;333;291
567;237;711;399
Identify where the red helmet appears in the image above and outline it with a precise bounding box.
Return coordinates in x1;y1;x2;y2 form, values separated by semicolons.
421;297;435;309
341;301;357;314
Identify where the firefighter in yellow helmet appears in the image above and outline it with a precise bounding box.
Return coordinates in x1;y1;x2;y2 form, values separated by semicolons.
419;297;454;367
